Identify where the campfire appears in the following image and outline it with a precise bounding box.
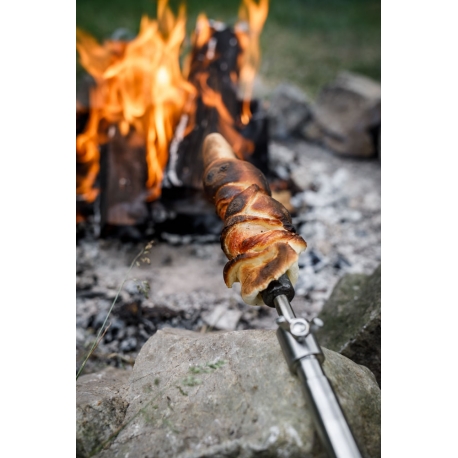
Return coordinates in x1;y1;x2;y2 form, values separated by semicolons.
76;0;269;237
76;6;381;451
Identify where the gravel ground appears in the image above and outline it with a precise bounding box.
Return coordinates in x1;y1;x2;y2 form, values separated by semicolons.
76;139;380;376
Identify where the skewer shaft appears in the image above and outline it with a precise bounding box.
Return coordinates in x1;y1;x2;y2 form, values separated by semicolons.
275;303;362;458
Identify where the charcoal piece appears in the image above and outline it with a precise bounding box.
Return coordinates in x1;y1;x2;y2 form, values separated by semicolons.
155;187;223;237
104;318;126;343
76;159;99;225
117;301;143;325
120;337;137;353
76;108;89;136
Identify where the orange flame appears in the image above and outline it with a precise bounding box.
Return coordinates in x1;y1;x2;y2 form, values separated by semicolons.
196;73;254;159
76;0;195;202
76;0;269;204
184;11;260;159
236;0;269;125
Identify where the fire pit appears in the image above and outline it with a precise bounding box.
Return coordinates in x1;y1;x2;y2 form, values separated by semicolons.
76;0;269;240
76;0;381;377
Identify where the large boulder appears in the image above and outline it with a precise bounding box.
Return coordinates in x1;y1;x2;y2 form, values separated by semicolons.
76;367;130;458
316;265;381;386
84;328;380;457
303;72;381;158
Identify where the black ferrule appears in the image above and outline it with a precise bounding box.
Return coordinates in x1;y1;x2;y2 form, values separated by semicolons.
261;273;295;308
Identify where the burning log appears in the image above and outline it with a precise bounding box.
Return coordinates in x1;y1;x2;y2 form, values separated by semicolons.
76;2;194;235
76;0;270;238
164;13;269;192
76;100;90;137
99;125;149;230
159;9;270;238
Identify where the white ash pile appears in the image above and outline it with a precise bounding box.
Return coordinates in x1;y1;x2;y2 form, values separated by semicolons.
269;139;380;317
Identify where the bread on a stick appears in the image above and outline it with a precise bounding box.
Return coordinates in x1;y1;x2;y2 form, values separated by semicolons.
202;133;307;305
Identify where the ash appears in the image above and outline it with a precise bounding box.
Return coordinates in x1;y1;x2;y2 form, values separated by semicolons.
76;139;380;375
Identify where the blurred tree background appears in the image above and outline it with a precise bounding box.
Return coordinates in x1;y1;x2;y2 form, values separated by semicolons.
76;0;380;98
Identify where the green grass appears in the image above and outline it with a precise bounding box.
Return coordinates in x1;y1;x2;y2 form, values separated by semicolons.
76;0;380;98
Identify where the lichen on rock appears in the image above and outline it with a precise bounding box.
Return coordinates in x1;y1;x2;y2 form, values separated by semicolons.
77;328;380;457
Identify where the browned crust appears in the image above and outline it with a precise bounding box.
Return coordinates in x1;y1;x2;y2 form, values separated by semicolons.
224;185;293;230
223;242;300;305
238;230;307;255
202;133;307;305
203;159;270;203
221;217;285;259
202;133;237;169
214;183;247;220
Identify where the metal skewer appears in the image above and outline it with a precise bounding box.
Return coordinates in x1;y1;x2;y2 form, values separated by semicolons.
261;274;363;458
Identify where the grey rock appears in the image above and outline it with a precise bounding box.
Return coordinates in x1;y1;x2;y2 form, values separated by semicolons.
201;305;243;331
303;72;381;158
94;328;380;458
316;265;381;386
268;83;312;139
76;367;130;458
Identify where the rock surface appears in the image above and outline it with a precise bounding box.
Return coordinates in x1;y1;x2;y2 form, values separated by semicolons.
303;72;381;158
316;265;381;386
87;328;380;458
76;367;131;458
268;83;312;139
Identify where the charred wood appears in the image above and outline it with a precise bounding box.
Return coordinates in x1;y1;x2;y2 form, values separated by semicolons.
98;125;149;238
164;22;269;192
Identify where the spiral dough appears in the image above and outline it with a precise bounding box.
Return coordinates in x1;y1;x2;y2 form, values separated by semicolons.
202;133;307;305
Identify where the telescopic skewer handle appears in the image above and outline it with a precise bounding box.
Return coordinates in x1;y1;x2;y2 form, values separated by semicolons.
262;275;363;458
